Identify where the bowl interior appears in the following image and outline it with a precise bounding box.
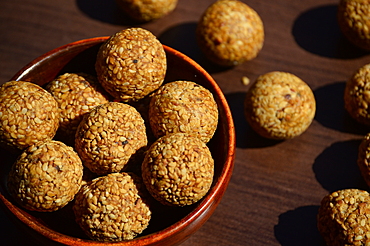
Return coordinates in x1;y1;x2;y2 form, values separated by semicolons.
0;37;235;245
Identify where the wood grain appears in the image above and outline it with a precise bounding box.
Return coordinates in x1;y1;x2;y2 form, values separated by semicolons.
1;0;370;245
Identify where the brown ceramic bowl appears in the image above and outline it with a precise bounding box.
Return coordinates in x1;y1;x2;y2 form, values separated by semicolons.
0;37;235;245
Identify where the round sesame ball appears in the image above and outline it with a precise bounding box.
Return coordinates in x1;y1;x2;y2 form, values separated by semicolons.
196;0;264;66
317;189;370;246
338;0;370;50
116;0;178;22
73;172;151;242
141;133;214;206
7;140;83;212
95;28;167;102
149;81;218;143
244;71;316;140
357;132;370;186
344;63;370;126
75;102;147;175
46;73;110;144
0;81;59;151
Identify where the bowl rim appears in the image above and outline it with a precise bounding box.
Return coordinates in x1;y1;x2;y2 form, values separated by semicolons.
1;36;236;245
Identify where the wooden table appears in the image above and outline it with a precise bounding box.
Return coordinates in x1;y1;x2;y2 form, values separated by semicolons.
1;0;370;245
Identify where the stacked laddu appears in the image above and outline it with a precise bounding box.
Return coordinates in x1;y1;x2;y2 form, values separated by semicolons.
317;61;370;245
1;27;218;242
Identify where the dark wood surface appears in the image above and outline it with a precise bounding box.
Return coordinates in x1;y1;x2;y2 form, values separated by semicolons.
1;0;370;245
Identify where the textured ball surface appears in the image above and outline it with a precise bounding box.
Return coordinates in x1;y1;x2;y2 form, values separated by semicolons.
196;0;264;66
7;140;83;212
244;71;316;139
95;28;166;102
73;172;151;241
344;63;370;125
116;0;178;22
357;132;370;186
141;133;214;206
317;189;370;246
46;73;110;143
0;81;59;151
75;102;147;175
149;81;218;143
338;0;370;50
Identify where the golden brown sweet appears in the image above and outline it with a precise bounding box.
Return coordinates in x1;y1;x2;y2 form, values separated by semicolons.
116;0;178;22
95;28;167;102
141;133;214;206
75;102;147;175
317;189;370;246
46;73;110;144
7;140;83;212
196;0;264;66
0;81;59;151
73;172;151;241
344;63;370;126
149;81;218;143
338;0;370;50
357;132;370;186
244;71;316;139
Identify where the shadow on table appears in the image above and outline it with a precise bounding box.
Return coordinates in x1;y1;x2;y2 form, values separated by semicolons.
76;0;139;26
158;22;231;74
274;205;325;246
292;4;369;59
313;139;367;193
314;82;369;136
224;92;282;149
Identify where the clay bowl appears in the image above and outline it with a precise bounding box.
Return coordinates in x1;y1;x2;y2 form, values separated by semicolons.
0;37;235;245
